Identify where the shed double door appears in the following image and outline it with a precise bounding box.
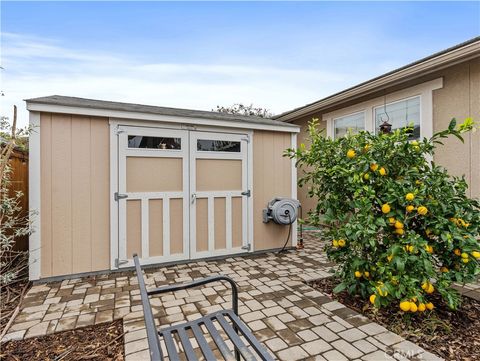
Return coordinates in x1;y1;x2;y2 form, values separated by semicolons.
116;126;249;268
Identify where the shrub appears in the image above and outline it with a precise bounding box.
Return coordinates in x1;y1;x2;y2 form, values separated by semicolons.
288;118;480;312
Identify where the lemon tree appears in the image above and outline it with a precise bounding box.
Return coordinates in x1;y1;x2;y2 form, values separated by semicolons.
288;118;479;312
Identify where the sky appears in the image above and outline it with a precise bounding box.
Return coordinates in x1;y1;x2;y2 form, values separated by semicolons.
1;1;479;127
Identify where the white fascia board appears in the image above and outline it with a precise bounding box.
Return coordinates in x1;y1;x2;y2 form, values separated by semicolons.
26;103;300;133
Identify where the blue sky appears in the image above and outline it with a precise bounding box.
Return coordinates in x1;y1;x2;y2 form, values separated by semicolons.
1;1;479;126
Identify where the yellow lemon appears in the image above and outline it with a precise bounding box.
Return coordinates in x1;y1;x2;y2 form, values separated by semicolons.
454;249;461;256
405;193;415;201
363;173;370;180
388;217;395;225
461;252;468;259
418;303;426;312
426;284;434;294
472;251;480;259
462;258;469;264
399;301;411;312
426;302;434;310
370;163;379;171
347;149;356;159
417;206;428;215
395;228;404;235
381;204;391;214
379;167;387;176
425;245;433;253
409;303;418;312
411;140;419;146
377;287;388;297
338;239;346;247
332;239;339;247
394;221;404;229
406;205;415;213
369;294;376;304
354;271;362;278
421;282;429;291
364;271;370;278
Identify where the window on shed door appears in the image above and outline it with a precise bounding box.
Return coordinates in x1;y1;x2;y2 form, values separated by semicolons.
128;135;181;150
333;112;365;138
375;96;421;139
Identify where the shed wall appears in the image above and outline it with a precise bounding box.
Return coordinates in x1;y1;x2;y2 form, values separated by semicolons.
252;130;293;250
40;113;110;278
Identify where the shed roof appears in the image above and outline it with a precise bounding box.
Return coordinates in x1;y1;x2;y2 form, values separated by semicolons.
26;95;298;130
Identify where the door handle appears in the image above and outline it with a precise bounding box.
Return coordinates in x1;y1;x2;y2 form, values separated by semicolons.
191;193;197;204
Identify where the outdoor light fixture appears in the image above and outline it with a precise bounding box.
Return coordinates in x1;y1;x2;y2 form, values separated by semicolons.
379;120;392;134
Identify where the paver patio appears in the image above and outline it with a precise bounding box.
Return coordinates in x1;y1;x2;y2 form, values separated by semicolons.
3;232;448;360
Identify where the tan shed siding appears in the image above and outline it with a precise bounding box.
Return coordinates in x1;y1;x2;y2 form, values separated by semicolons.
253;130;293;250
40;113;110;278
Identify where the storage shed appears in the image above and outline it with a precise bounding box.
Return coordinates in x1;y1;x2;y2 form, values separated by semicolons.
27;96;300;281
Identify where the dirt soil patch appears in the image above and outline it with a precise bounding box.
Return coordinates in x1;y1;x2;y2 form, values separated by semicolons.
312;277;480;361
1;319;125;361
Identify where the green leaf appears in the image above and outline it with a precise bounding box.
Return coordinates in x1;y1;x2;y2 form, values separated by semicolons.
333;283;347;294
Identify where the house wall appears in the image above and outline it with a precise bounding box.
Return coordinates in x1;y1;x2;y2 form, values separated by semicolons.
290;58;480;217
40;113;110;278
252;130;294;250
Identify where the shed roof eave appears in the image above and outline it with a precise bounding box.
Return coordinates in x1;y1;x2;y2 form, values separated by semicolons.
26;100;300;133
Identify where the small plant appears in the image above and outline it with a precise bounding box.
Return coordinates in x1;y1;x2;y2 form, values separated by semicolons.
288;118;480;312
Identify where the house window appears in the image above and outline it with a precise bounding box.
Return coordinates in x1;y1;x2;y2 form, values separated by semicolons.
375;96;421;139
128;135;181;150
197;139;241;152
333;112;365;139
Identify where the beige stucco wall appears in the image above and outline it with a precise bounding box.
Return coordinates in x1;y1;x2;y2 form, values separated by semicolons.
432;59;480;198
40;113;110;278
290;58;480;218
252;130;294;250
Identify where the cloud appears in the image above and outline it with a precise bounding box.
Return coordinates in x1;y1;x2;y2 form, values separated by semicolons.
1;32;369;127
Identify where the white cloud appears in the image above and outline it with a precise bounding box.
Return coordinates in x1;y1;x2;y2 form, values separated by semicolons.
1;32;369;127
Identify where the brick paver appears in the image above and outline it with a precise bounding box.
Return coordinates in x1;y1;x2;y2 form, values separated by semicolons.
2;231;463;360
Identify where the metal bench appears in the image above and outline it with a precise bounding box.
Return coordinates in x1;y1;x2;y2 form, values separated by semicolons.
133;254;274;361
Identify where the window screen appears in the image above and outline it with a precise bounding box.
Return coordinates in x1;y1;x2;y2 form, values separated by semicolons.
334;112;365;139
375;96;420;139
128;136;181;150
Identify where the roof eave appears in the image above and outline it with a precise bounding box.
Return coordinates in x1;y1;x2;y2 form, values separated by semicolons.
26;101;300;133
275;38;480;122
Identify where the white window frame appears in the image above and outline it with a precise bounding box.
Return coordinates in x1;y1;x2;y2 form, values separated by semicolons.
332;110;366;139
323;78;443;140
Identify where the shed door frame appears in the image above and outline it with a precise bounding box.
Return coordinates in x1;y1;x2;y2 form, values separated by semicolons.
109;121;254;270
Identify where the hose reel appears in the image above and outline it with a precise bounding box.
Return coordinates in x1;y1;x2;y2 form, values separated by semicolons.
262;198;300;225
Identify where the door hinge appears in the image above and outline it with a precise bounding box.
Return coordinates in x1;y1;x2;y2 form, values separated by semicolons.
241;190;251;197
115;258;128;268
241;244;251;251
114;192;128;201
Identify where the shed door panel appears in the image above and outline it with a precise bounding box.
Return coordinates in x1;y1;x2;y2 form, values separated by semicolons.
190;131;249;258
117;127;189;267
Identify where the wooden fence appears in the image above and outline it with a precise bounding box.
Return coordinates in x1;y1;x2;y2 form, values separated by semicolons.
4;148;29;251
